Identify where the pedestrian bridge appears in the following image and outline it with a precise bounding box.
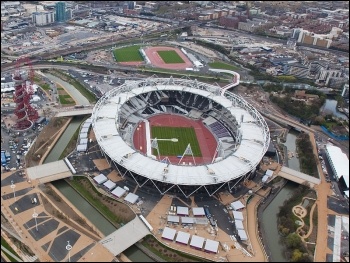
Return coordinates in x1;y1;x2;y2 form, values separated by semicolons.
55;107;93;117
99;216;151;256
278;166;321;188
26;159;75;184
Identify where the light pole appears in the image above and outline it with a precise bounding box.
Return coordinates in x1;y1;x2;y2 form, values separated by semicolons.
10;180;16;201
66;241;72;262
32;209;38;231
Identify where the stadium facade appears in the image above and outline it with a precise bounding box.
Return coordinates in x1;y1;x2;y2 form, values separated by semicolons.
92;77;270;197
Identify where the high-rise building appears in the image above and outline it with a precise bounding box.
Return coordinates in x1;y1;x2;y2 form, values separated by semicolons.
55;1;66;22
32;11;55;26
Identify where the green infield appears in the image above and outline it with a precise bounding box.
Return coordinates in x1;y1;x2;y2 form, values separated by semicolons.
113;45;144;62
151;126;202;157
208;61;239;71
157;50;185;64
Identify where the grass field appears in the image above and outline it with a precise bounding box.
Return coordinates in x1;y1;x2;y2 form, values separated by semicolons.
151;126;202;157
208;61;239;71
157;50;185;64
113;45;144;62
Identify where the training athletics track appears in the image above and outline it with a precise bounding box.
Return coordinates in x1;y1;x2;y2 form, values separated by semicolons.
144;46;193;70
133;114;217;165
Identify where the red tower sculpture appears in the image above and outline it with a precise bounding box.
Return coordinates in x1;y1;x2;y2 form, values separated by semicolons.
12;57;39;131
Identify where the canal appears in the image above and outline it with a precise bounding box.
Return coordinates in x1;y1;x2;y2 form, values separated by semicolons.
321;99;348;120
260;130;300;262
44;116;154;262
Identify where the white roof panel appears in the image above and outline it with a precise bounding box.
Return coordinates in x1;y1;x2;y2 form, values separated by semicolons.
192;207;205;216
161;227;176;240
326;144;349;188
176;231;190;244
94;173;108;184
103;180;116;190
238;229;248;240
190;235;205;249
124;193;139;204
235;220;244;230
80;138;88;144
177;206;189;216
231;200;245;210
77;144;87;152
167;215;180;223
204;239;219;253
181;217;195;224
111;186;126;198
232;211;244;221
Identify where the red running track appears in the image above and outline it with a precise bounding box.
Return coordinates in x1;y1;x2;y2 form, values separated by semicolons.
133;114;217;165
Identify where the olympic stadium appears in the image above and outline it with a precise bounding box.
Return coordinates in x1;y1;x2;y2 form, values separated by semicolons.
91;77;270;197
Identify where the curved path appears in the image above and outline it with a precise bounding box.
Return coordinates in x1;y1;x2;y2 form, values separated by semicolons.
292;197;317;242
208;68;240;96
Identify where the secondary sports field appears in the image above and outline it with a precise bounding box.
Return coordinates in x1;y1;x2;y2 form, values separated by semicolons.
151;126;202;157
113;45;144;62
157;50;185;64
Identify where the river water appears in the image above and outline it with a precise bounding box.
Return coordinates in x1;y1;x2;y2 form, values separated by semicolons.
321;99;347;119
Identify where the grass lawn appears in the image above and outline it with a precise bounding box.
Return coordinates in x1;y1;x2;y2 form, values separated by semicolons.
208;61;239;71
151;126;201;157
113;45;144;62
58;94;74;105
157;50;185;64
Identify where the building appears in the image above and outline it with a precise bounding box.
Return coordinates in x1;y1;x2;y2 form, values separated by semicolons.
32;11;55;26
55;1;71;22
324;144;349;194
341;84;349;98
284;63;309;79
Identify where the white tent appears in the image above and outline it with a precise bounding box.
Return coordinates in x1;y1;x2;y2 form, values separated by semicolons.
192;207;205;216
262;175;269;183
124;193;139;204
232;211;244;221
80;132;88;139
177;206;189;216
265;169;274;177
176;231;190;245
94;173;107;184
238;229;248;241
80;138;88;145
167;215;180;223
103;180;116;191
235;220;244;230
190;235;205;249
181;217;195;224
82;122;91;129
231;200;245;211
204;239;219;253
111;186;126;198
161;227;176;241
77;144;87;152
81;127;89;133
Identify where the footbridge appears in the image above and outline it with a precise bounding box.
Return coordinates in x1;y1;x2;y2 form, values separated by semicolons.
26;159;76;184
277;166;321;188
208;68;240;96
55;106;94;117
99;216;151;256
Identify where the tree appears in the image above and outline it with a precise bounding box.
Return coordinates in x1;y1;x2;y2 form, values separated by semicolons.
285;233;302;249
291;249;303;262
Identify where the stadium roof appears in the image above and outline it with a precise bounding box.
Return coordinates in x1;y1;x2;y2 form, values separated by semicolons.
192;207;205;216
177;206;189;216
176;231;190;244
232;211;244;221
204;239;219;253
92;78;270;186
94;173;108;184
161;227;176;240
190;235;205;249
111;186;126;198
325;144;349;188
124;193;139;204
